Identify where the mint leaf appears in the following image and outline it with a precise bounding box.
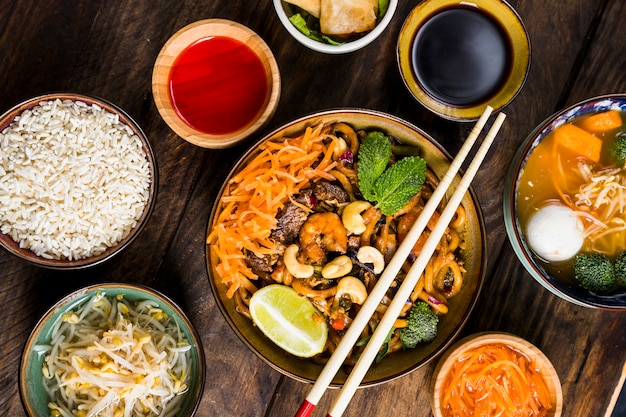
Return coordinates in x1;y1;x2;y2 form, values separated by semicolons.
357;132;391;201
372;156;426;215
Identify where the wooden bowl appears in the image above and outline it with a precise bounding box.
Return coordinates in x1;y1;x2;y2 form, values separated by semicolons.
206;109;487;386
152;19;281;148
431;332;563;417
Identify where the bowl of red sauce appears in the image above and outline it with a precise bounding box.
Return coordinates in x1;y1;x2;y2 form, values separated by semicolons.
152;19;281;148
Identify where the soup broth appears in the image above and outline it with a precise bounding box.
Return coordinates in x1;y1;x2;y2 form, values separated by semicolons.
517;109;626;291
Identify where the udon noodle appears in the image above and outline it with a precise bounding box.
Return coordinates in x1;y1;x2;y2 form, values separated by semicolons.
38;292;192;417
208;122;468;361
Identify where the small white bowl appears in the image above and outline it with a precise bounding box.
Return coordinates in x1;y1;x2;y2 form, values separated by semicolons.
273;0;398;54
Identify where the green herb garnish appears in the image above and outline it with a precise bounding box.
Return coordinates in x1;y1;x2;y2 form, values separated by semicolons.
357;131;391;202
357;132;426;216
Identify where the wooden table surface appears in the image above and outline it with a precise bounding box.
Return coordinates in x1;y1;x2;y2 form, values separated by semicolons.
1;1;625;416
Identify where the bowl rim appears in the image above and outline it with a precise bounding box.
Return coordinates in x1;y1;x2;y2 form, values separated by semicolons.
152;18;281;149
396;0;531;121
272;0;398;54
0;92;158;270
18;282;206;417
503;93;626;311
430;331;563;417
205;107;488;386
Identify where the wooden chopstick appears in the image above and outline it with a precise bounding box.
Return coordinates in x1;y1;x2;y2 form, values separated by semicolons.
325;112;506;417
293;106;496;417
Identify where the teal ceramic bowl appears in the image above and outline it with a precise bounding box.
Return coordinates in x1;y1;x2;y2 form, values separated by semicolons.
19;283;205;417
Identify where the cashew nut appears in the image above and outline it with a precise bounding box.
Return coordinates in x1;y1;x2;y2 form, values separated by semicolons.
283;244;314;278
321;255;353;279
332;137;348;160
341;200;372;235
357;246;385;274
335;276;368;305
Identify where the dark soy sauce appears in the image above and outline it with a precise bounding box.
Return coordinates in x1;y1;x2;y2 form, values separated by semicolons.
411;7;512;107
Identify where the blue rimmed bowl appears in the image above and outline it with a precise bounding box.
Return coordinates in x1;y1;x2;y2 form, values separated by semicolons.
504;94;626;310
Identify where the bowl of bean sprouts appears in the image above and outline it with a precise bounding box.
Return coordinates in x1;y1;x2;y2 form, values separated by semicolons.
206;109;487;385
19;283;205;417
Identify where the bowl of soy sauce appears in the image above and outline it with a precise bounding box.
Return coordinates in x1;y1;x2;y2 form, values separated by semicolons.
397;0;530;121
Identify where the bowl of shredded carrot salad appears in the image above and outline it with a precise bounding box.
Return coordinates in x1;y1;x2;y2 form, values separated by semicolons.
206;109;487;385
431;332;563;417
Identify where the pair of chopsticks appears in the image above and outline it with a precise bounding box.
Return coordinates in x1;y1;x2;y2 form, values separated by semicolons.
294;106;506;417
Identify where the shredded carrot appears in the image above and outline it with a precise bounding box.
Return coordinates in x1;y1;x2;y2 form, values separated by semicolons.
207;123;338;299
579;110;623;133
439;343;553;417
553;123;603;163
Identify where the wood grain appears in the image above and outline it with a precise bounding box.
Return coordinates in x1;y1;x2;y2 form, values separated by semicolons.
0;1;624;416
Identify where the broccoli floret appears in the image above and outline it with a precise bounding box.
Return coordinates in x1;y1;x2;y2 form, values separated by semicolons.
608;131;626;166
573;253;616;293
400;301;438;349
613;252;626;288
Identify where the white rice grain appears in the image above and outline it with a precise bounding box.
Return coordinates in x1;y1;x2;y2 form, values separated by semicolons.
0;98;152;261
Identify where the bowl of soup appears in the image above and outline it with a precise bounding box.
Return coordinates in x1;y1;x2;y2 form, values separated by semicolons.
152;19;281;148
273;0;398;54
504;94;626;310
206;109;488;385
397;0;530;121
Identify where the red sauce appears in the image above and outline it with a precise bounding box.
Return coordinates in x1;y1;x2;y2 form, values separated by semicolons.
168;36;268;135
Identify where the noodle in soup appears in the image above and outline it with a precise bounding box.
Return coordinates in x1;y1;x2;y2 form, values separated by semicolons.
517;109;626;294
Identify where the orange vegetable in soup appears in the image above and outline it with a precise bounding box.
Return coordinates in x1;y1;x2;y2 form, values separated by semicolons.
439;343;552;417
553;124;603;163
579;109;623;133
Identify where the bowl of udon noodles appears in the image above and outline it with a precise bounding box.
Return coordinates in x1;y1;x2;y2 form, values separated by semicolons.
504;94;626;310
206;109;487;385
19;283;205;417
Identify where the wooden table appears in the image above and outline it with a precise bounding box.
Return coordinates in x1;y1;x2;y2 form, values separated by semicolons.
1;1;625;416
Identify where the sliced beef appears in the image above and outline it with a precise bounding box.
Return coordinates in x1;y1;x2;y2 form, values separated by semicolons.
244;250;279;273
271;201;310;244
313;181;349;204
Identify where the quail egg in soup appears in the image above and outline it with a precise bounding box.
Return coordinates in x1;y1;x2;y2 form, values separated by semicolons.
517;109;626;295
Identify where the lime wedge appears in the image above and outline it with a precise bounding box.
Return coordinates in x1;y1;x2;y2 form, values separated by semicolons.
249;284;328;358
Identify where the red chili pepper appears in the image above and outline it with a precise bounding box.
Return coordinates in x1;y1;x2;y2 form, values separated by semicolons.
331;316;345;331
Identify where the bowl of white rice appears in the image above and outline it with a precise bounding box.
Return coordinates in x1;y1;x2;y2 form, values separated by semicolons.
0;93;157;269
